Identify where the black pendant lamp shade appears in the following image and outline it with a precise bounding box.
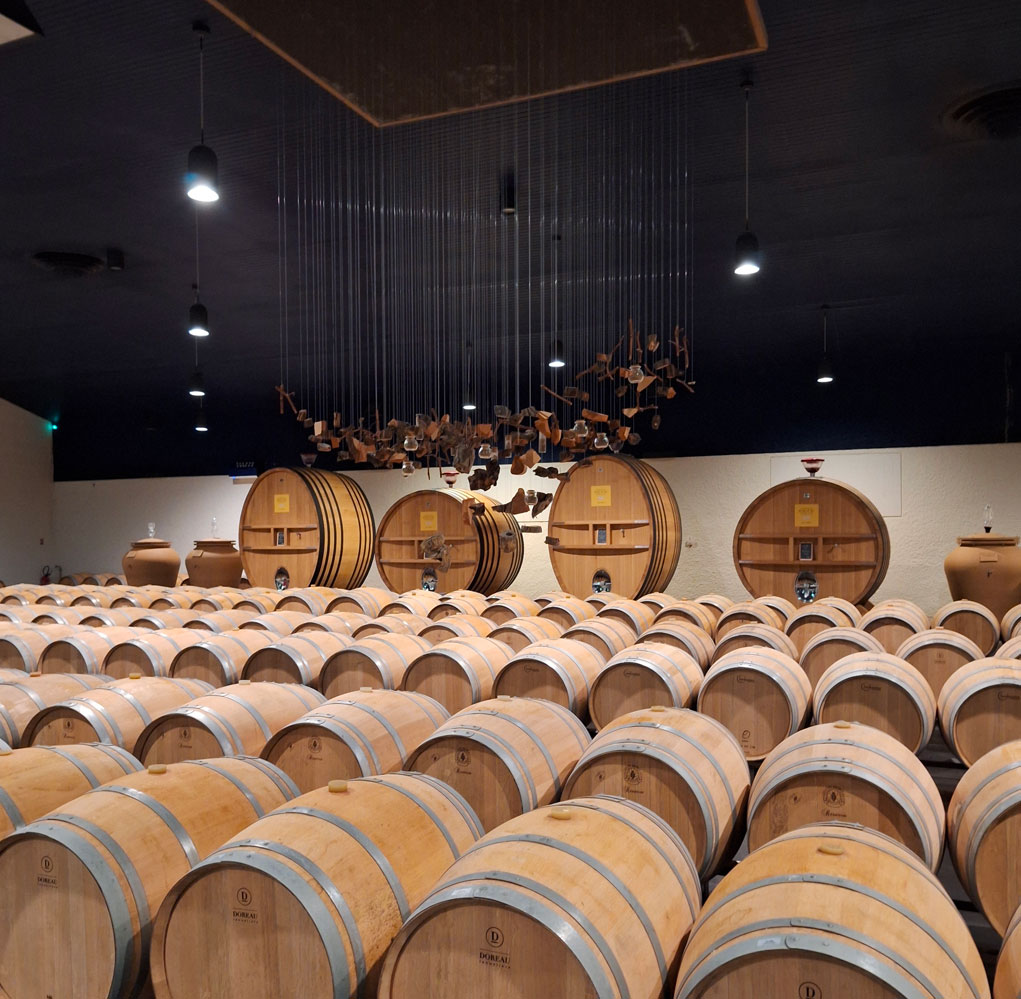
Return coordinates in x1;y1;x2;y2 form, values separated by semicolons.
548;339;566;369
188;301;210;337
734;230;761;276
186;143;219;203
188;368;206;397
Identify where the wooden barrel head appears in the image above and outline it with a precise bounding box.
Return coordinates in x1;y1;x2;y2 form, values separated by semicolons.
374;490;522;595
933;599;1001;656
733;476;890;605
239;468;375;589
546;455;682;599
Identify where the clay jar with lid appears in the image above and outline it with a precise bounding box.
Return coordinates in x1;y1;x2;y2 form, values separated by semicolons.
944;533;1021;620
185;539;243;588
122;539;181;587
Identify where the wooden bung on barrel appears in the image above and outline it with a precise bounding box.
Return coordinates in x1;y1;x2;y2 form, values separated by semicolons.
150;773;482;999
261;688;449;792
378;796;701;999
0;756;298;999
23;676;213;750
319;634;434;699
0;742;141;837
812;652;936;753
374;489;522;595
675;823;987;999
404;696;591;831
587;642;703;730
545;455;682;600
747;720;945;871
697;647;812;761
493;638;605;722
238;467;375;589
400;637;514;714
948;740;1021;935
732;472;890;605
170;630;277;687
0;673;110;747
938;657;1021;766
133;680;326;764
561;706;750;878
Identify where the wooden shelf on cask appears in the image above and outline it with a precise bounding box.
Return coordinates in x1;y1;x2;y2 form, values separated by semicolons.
378;558;476;567
376;535;475;543
737;559;877;568
550;519;651;528
242;546;317;555
551;544;651;554
241;524;317;532
736;533;880;541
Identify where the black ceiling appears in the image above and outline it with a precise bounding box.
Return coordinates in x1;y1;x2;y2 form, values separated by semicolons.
0;0;1018;481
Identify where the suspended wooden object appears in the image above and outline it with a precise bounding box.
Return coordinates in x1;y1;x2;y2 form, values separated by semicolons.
732;469;890;606
208;0;766;126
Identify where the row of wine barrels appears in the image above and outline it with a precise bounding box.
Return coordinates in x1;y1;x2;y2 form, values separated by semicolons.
151;772;484;999
0;742;142;837
170;630;277;686
354;613;433;639
374;489;523;595
418;613;494;643
103;628;209;678
546;455;683;599
38;626;149;674
379;796;701;999
676;823;986;999
0;756;299;999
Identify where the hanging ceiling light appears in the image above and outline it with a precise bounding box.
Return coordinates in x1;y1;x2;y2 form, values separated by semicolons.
462;401;477;412
501;171;517;216
188;293;210;337
816;305;834;384
186;22;219;203
548;339;566;369
734;79;761;276
188;368;205;397
194;402;208;432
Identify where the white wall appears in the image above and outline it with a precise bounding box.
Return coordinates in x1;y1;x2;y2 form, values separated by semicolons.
0;398;54;585
49;442;1021;615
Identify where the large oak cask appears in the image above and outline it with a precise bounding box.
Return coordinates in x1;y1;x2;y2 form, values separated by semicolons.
238;467;375;589
546;455;682;599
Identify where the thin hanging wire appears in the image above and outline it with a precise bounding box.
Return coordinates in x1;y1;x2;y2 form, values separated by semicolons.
198;32;206;144
743;82;751;230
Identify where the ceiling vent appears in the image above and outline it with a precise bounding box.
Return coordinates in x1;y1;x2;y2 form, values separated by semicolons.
941;82;1021;140
31;250;106;276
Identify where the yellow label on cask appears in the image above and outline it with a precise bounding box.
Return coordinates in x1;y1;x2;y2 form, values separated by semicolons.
590;485;612;507
794;504;819;527
273;494;290;514
419;511;438;532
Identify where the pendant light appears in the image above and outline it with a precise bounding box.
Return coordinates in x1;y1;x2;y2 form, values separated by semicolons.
734;79;761;276
547;339;566;369
186;22;219;203
816;305;834;384
194;402;208;432
188;369;205;397
501;171;517;216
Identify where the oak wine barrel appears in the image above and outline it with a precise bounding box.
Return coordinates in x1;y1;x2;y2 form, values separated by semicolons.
399;637;514;714
637;621;715;670
797;625;885;688
932;598;1001;656
170;630;277;686
319;634;434;699
0;672;111;747
938;657;1021;766
492;638;605;722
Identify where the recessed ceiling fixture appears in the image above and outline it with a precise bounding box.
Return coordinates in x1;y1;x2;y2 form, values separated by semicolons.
734;78;761;276
817;305;834;384
186;21;219;203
